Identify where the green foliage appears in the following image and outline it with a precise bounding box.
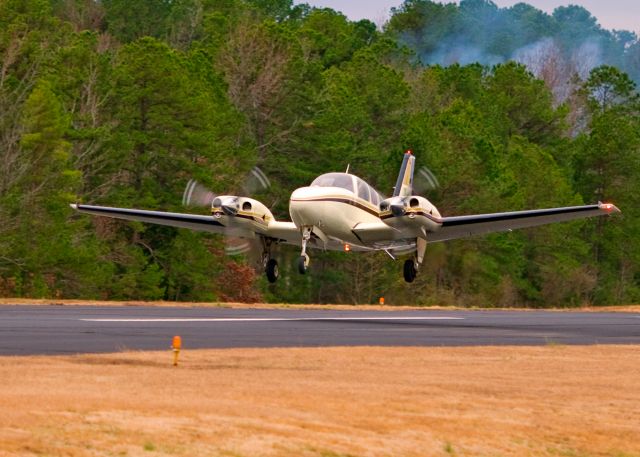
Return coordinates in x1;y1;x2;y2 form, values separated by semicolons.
0;0;636;306
570;66;640;303
581;66;639;112
484;62;566;145
102;0;174;42
297;9;376;69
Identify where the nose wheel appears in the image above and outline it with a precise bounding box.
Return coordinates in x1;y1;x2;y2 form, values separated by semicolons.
298;253;310;274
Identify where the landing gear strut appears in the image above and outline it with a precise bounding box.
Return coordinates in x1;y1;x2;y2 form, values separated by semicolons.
261;238;279;283
298;227;312;274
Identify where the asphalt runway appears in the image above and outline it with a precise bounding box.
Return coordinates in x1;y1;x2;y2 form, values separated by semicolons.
1;305;639;355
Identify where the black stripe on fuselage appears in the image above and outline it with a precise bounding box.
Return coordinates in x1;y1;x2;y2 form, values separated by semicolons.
440;205;600;227
290;197;380;217
76;205;225;227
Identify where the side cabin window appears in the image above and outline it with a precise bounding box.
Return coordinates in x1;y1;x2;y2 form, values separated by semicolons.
370;190;380;206
358;178;384;206
310;173;355;193
357;178;370;202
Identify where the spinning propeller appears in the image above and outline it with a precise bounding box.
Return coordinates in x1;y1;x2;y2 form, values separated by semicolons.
182;167;271;208
182;167;272;258
414;166;440;195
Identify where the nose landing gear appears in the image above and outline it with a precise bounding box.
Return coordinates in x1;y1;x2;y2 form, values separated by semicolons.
298;254;310;274
298;226;312;274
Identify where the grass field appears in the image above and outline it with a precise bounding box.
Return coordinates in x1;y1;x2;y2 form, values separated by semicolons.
1;345;639;457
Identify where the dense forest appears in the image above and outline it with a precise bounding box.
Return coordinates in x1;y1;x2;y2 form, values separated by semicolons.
0;0;638;306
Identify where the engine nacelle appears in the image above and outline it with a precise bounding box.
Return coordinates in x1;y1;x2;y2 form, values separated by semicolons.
380;196;439;216
212;196;274;223
380;195;442;236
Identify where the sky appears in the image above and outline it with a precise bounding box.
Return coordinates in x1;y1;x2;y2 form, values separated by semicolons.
294;0;640;33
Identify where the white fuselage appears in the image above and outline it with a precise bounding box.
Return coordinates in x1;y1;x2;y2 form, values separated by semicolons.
288;173;442;252
290;186;380;248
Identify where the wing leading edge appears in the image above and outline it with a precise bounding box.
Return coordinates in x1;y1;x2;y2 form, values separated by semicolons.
72;202;620;249
70;204;227;233
429;203;620;242
70;204;301;245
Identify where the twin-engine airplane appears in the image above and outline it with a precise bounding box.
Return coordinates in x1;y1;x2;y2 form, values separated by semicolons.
71;151;620;283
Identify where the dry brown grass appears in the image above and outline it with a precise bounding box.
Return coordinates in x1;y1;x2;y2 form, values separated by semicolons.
1;297;639;312
0;346;639;457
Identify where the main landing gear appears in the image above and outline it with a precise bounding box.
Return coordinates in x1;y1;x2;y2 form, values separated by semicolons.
261;227;313;282
266;258;279;283
403;258;417;283
403;238;427;284
298;226;312;275
262;238;279;283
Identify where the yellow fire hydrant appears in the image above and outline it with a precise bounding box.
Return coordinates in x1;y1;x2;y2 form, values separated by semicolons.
172;335;182;366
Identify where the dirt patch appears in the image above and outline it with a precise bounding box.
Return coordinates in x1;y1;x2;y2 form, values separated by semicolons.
1;297;639;312
0;346;638;456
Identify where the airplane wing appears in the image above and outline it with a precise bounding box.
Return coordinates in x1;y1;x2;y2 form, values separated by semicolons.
429;203;620;242
71;204;227;232
70;204;301;245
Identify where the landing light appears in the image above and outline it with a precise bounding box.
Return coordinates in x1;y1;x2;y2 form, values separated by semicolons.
344;244;351;252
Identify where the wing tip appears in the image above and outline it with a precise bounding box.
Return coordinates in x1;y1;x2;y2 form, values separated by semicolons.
70;203;78;210
599;202;621;214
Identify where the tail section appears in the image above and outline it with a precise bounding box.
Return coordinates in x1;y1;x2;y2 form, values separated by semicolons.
393;151;416;197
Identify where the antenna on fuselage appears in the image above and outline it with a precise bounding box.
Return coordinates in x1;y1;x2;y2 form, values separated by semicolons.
345;163;350;174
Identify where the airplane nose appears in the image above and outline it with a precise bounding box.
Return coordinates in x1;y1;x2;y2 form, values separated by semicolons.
290;186;334;228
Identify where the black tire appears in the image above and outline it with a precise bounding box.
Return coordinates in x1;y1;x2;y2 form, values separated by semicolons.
403;259;416;283
297;256;307;275
266;258;279;283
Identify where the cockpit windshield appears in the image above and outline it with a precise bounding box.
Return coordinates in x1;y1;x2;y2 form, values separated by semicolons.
310;173;385;205
310;173;355;193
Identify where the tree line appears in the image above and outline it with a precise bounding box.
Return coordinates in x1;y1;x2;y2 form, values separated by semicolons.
0;0;638;306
